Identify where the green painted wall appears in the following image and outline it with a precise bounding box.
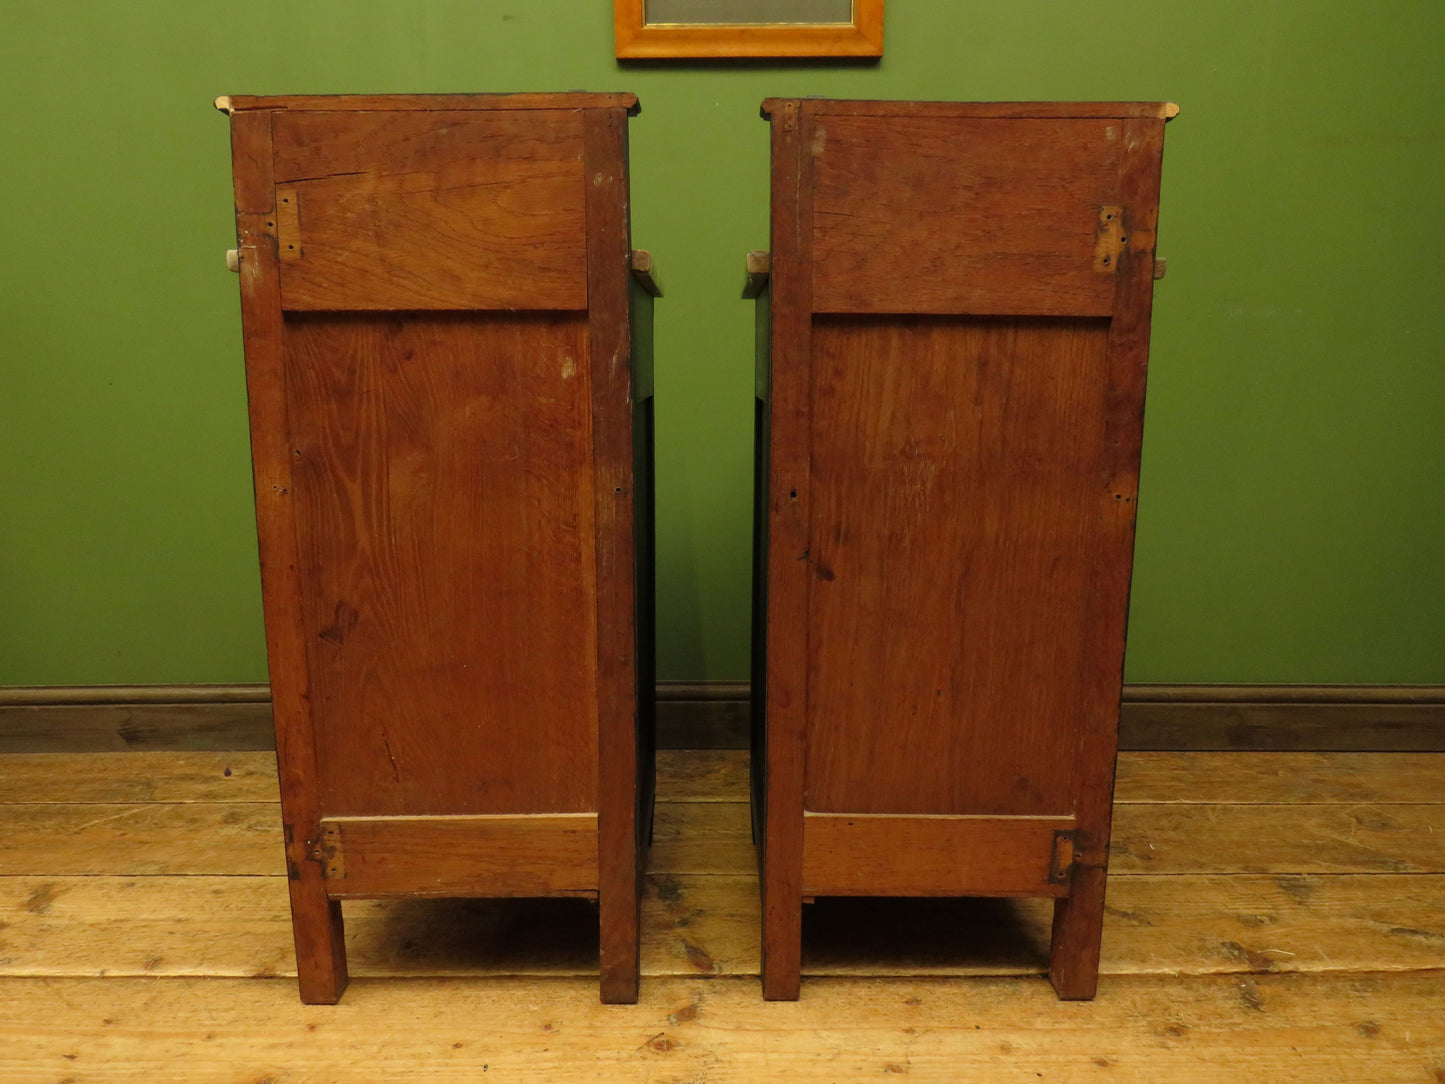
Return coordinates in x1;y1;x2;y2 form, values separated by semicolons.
1;2;1441;686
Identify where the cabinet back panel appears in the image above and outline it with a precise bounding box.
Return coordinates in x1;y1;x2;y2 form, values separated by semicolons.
804;314;1115;816
282;311;599;817
271;110;588;312
811;116;1123;317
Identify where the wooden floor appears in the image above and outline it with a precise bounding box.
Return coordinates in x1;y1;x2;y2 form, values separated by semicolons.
0;749;1441;1081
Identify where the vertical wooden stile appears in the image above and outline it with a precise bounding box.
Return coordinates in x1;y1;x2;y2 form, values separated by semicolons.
759;99;817;1002
228;106;348;1005
584;104;642;1005
1051;115;1170;997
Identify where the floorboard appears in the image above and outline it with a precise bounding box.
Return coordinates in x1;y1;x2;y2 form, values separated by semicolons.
0;973;1440;1083
0;748;1441;1080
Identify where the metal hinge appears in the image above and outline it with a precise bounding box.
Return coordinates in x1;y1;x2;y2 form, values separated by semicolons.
1093;206;1127;273
275;187;302;261
317;823;344;880
1048;829;1078;884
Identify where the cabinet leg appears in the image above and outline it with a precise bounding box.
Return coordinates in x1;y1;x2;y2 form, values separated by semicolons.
1049;865;1106;1000
599;874;641;1004
288;875;348;1005
761;882;802;1000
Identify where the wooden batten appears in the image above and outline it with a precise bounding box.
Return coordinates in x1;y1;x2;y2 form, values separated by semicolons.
317;815;599;899
802;813;1077;898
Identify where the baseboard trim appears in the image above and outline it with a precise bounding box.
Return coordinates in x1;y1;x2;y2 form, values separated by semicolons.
2;681;1442;754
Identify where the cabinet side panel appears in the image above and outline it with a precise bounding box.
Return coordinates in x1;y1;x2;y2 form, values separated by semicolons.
805;314;1114;816
282;311;599;817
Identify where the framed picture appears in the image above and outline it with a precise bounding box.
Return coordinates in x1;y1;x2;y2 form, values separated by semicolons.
614;0;883;59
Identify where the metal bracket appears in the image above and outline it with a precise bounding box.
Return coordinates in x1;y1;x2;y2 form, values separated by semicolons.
1048;829;1078;884
276;187;302;261
317;823;344;880
1093;206;1127;273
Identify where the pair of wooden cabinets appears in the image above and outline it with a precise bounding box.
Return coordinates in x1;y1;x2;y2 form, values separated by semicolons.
222;94;1174;1005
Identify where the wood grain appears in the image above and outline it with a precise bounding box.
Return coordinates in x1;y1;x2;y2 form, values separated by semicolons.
2;747;1443;1081
584;105;643;1004
220;95;649;1001
1049;113;1169;998
804;315;1111;815
759;98;816;1000
649;802;756;876
758;99;1174;1002
1114;751;1445;805
812;117;1126;316
0;973;1438;1083
653;750;752;803
250;745;1445;809
271;110;587;311
317;814;599;898
7;749;1441;809
802;813;1075;897
4;868;1441;981
0;751;281;803
228;105;348;1003
283;311;599;818
6;799;1436;879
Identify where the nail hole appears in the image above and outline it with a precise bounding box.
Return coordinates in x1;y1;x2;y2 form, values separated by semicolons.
789;489;798;500
1102;256;1110;265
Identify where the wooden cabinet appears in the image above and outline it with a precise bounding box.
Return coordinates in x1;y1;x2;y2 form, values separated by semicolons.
220;93;657;1004
749;99;1176;1000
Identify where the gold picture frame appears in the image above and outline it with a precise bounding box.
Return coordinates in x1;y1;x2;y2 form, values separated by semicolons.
614;0;883;59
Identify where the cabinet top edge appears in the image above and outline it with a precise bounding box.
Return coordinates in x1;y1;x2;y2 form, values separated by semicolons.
759;99;1179;121
215;93;641;116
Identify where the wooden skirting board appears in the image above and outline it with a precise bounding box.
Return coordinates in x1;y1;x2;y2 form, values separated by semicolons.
0;681;1442;753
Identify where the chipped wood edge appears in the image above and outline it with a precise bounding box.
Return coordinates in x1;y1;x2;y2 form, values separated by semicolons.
214;95;233;115
630;249;662;297
743;250;771;299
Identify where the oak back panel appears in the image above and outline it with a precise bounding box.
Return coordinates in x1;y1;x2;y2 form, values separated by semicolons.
812;117;1124;316
284;311;598;817
755;97;1173;999
271;110;588;311
805;315;1111;815
759;98;1171;836
226;92;649;1002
